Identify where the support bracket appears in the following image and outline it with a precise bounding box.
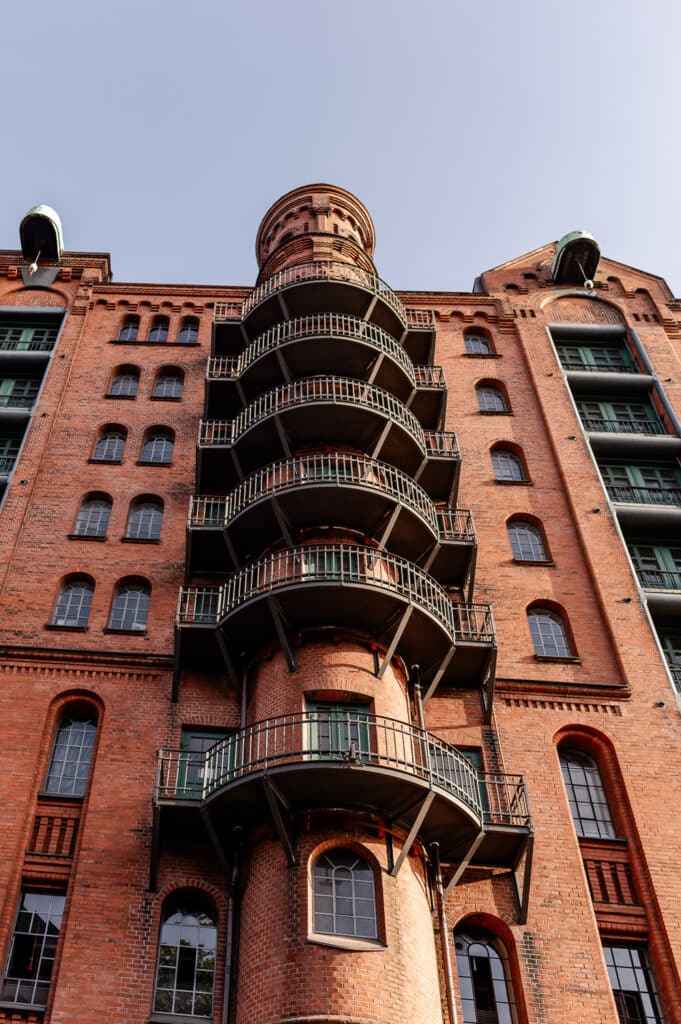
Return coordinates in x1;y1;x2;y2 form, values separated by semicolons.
264;778;298;866
390;791;435;876
444;829;486;897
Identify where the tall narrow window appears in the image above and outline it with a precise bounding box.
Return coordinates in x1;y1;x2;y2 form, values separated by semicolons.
126;498;163;540
603;945;665;1023
508;520;548;562
51;576;94;628
1;892;65;1008
178;317;199;344
477;384;508;413
108;367;139;398
118;316;139;342
454;925;518;1024
140;429;174;464
153;368;184;400
154;900;217;1017
73;494;112;538
492;447;526;482
92;428;126;463
45;713;98;796
108;578;150;632
527;606;573;657
312;849;377;939
559;748;615;838
148;316;169;343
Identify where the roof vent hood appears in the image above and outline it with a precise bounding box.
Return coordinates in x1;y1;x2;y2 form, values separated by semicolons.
551;230;600;286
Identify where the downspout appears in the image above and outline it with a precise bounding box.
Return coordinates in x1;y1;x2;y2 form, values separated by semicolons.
223;825;244;1024
432;842;458;1024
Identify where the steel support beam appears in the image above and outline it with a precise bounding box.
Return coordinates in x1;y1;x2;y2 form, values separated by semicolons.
378;605;414;678
422;646;455;705
444;829;486;897
266;596;297;672
390;791;435;876
263;778;298;866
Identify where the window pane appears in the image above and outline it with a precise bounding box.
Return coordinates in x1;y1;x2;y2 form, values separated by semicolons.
109;583;150;631
508;521;547;561
154;906;216;1018
493;449;524;481
454;928;517;1024
93;432;125;461
141;432;174;463
118;318;139;341
74;498;111;538
52;579;94;628
1;893;65;1008
109;372;138;397
465;335;492;355
560;749;615;839
312;850;377;939
603;945;665;1023
153;373;183;399
528;609;571;657
126;501;163;540
477;386;507;412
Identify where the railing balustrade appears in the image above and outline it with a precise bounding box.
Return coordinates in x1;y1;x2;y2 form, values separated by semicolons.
580;416;666;436
213;301;244;322
0;455;17;475
424;431;460;457
436;508;476;541
605;484;681;506
156;712;530;834
414;365;445;388
558;354;638;373
0;337;55;352
405;308;436;330
634;567;681;590
0;394;36;409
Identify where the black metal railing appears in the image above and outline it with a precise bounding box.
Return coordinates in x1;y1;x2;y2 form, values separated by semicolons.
605;484;681;506
558;353;638;373
580;416;666;436
634;567;681;590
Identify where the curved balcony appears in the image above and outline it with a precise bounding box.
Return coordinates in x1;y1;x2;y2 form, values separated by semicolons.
187;453;475;583
177;544;495;688
155;713;531;866
198;376;432;491
238;261;407;338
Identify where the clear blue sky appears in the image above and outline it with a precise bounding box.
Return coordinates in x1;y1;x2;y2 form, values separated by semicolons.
2;0;680;294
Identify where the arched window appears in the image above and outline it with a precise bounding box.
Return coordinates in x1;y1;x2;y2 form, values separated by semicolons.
492;446;526;482
477;384;508;413
527;606;572;657
52;575;94;628
108;578;150;632
312;849;377;939
559;747;615;838
153;368;184;400
177;317;199;344
454;925;518;1024
118;316;139;342
148;316;169;343
108;366;139;398
126;498;163;541
73;494;112;538
465;332;493;356
153;898;217;1018
45;712;98;796
507;519;548;562
93;427;126;463
141;428;174;465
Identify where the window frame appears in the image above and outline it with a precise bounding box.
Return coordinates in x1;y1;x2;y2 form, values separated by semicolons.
117;316;139;342
107;367;140;399
1;891;65;1009
454;925;519;1024
125;498;163;542
147;316;169;344
507;519;551;564
50;576;94;629
72;494;112;539
309;846;383;951
559;747;616;840
44;712;98;797
152;369;184;401
92;428;127;464
107;578;151;633
492;446;528;483
464;332;495;357
139;429;175;465
603;944;665;1023
527;606;575;659
476;383;509;414
153;899;217;1018
177;318;199;345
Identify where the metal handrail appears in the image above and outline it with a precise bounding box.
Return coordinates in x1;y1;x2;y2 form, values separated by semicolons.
177;544;495;643
405;308;436;330
580;416;666;436
425;431;459;457
559;354;638;373
240;261;406;322
0;455;17;474
668;665;681;689
208;313;415;383
199;376;425;451
634;567;681;591
0;395;36;409
213;301;244;323
605;484;681;506
155;712;530;831
0;338;54;352
414;365;445;388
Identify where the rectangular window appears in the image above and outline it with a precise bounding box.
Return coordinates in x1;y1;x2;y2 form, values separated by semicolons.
603;945;665;1023
600;463;681;506
557;342;635;373
1;892;65;1008
0;318;60;352
578;400;663;435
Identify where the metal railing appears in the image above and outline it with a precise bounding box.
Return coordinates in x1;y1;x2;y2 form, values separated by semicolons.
0;338;54;352
213;301;244;322
425;430;460;457
0;394;36;409
558;353;638;373
240;261;407;322
437;507;476;541
177;543;495;643
414;365;445;388
208;313;414;383
405;308;436;330
580;416;666;436
634;567;681;591
605;484;681;506
668;665;681;690
156;712;530;832
0;455;17;475
199;376;425;451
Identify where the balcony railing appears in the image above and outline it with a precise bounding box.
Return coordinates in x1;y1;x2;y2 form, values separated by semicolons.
605;484;681;506
0;454;17;475
177;544;495;642
437;507;476;542
559;353;638;373
155;712;530;832
634;567;681;591
425;430;460;457
668;665;681;690
213;301;244;323
199;376;425;451
405;308;436;331
208;313;415;383
581;416;666;435
0;337;55;352
414;365;445;388
240;261;407;322
0;394;36;409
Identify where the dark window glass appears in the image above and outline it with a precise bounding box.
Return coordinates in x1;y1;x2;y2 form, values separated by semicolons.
45;716;97;796
559;748;615;839
604;946;665;1023
109;371;139;397
508;521;548;561
154;904;217;1018
477;386;507;412
141;430;174;464
528;608;571;657
1;892;65;1008
52;577;94;628
108;581;150;631
118;317;139;342
313;849;377;939
465;334;492;355
74;496;111;538
126;500;163;540
454;926;518;1024
93;430;126;462
153;371;184;399
178;319;199;344
0;319;59;351
492;448;525;481
148;317;169;343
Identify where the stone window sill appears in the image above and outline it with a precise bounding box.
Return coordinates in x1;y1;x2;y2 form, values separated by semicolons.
68;533;107;542
105;394;136;400
103;627;147;635
479;409;513;416
149;395;182;402
534;654;581;664
121;536;161;544
512;558;555;567
464;352;502;358
44;623;88;632
88;457;123;465
308;932;386;952
136;460;173;467
494;478;533;486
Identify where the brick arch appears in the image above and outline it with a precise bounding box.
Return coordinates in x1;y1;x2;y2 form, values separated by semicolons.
1;286;68;307
451;911;530;1024
150;880;227;937
540;293;626;325
307;838;386;944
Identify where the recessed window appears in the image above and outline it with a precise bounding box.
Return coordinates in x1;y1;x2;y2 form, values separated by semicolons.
92;427;126;463
492;447;526;482
559;748;615;839
51;575;94;628
312;849;377;939
108;367;139;398
603;945;665;1023
153;368;184;400
148;316;169;344
508;519;548;562
177;317;199;344
153;900;217;1018
126;498;163;540
140;428;174;464
73;494;112;538
477;384;508;413
117;316;139;342
527;607;572;658
108;578;150;632
454;925;518;1024
464;333;493;356
0;892;65;1008
45;713;98;797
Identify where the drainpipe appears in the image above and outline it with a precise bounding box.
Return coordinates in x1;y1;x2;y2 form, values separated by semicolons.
411;665;426;731
223;826;244;1024
432;842;458;1024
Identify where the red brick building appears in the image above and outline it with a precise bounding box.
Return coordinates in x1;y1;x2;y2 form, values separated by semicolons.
0;187;680;1024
